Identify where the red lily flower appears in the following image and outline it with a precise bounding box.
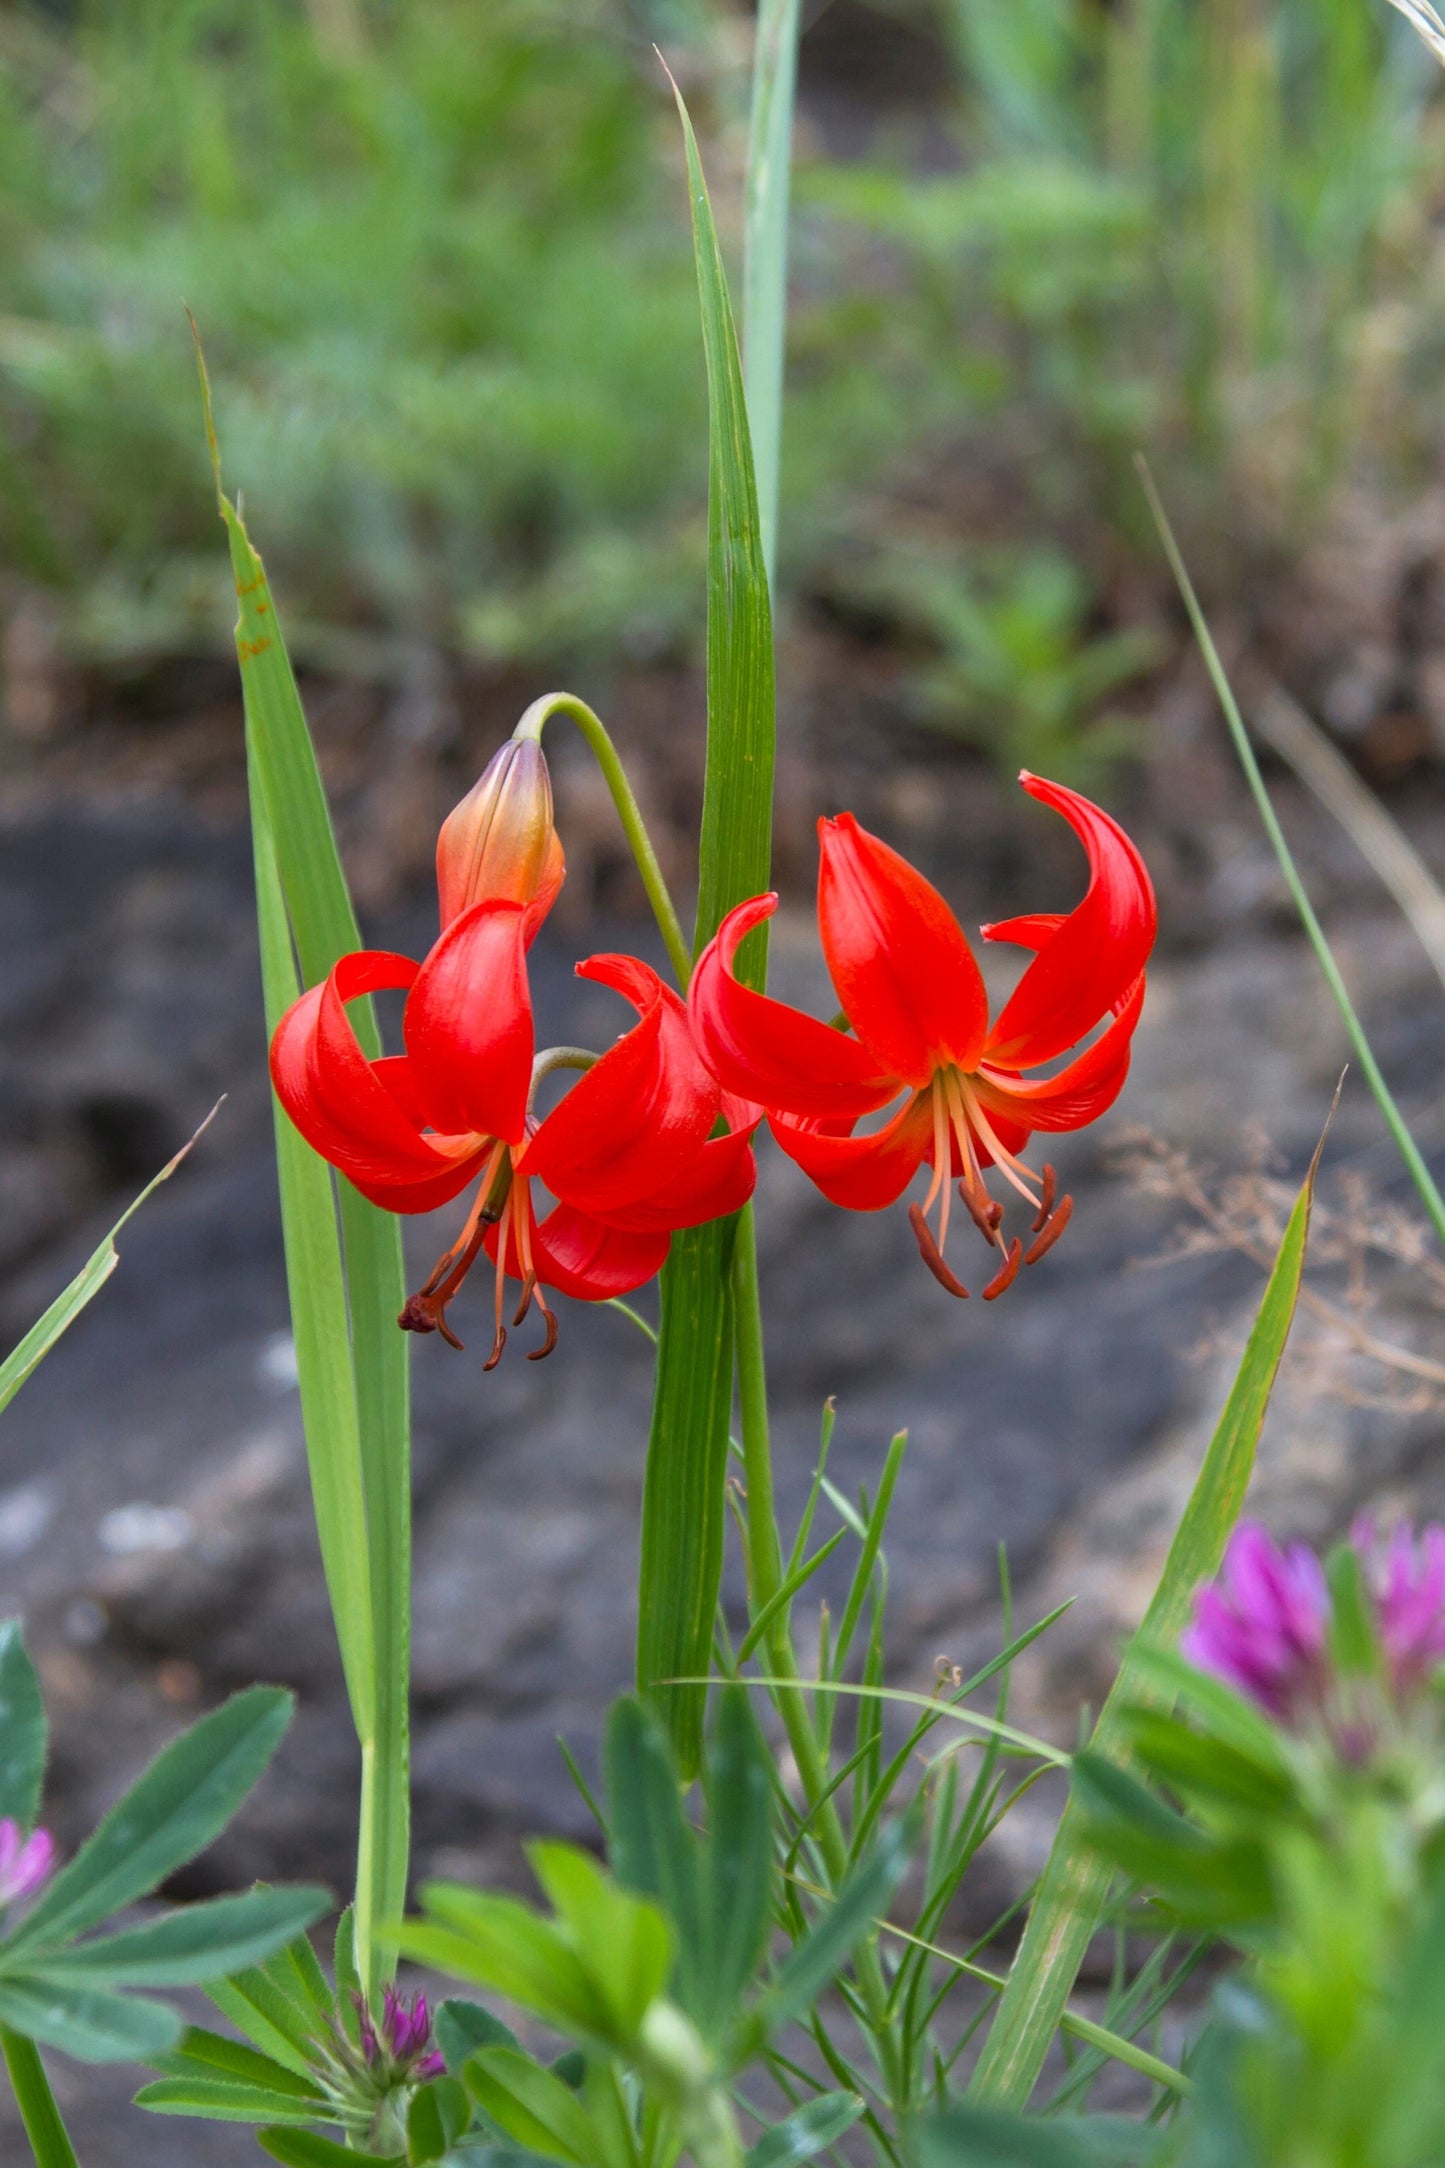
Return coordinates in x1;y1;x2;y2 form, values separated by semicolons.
271;907;756;1365
688;772;1155;1298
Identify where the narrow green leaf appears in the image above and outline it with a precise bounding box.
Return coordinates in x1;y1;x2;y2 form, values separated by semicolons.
636;1218;738;1778
138;2078;329;2126
207;1962;324;2080
746;2092;863;2168
0;1978;180;2064
0;1113;217;1421
969;1151;1319;2106
0;2025;80;2168
31;1887;329;1988
260;2129;400;2166
742;0;803;586
333;1908;362;2048
526;1844;671;2043
0;1622;46;1831
637;76;775;1780
408;2075;471;2162
1141;459;1445;1249
920;2105;1162;2166
5;1689;293;1957
736;1529;847;1665
701;1688;774;2028
148;2023;326;2100
603;1700;706;2021
754;1816;912;2040
197;340;410;1988
399;1889;600;2039
464;2048;599;2168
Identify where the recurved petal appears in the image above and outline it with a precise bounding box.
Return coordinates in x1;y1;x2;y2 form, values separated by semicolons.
403;900;534;1144
981;911;1064;952
487;1202;671;1301
771;1091;933;1211
523;953;718;1215
983;775;1156;1068
601;1123;757;1233
973;975;1144;1134
270;951;487;1207
817;814;990;1083
689;894;898;1121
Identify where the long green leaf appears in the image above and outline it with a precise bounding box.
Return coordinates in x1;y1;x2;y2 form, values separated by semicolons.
1;2026;80;2168
147;2023;326;2099
138;2078;330;2126
636;74;776;1779
4;1690;292;1958
32;1887;329;1988
743;0;803;588
0;1979;179;2064
195;335;411;1990
0;1109;218;1421
0;1624;46;1832
969;1147;1319;2106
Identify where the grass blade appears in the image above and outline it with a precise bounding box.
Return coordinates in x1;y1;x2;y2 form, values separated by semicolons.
1;2027;80;2168
968;1135;1320;2106
743;0;803;587
636;77;776;1775
1139;457;1445;1248
0;1108;219;1421
195;331;411;1990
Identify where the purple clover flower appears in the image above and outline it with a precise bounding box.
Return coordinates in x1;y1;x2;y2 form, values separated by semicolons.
356;1988;445;2082
1354;1518;1445;1691
1183;1517;1445;1736
1181;1523;1330;1722
0;1819;55;1910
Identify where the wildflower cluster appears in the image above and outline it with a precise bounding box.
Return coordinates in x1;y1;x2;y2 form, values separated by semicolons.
270;724;1157;1358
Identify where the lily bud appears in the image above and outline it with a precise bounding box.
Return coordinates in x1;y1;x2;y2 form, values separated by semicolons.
436;737;565;935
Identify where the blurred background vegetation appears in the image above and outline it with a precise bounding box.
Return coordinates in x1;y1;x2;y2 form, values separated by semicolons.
2;0;1445;817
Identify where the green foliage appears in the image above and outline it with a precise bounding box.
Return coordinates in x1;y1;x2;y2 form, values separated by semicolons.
859;544;1158;786
971;1146;1318;2107
636;73;775;1775
0;1628;323;2068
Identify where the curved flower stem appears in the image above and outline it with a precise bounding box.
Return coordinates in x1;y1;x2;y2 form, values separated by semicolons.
1;2028;79;2168
514;693;693;990
732;1209;903;2107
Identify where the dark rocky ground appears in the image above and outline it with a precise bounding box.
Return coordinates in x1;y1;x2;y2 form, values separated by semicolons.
4;757;1445;2160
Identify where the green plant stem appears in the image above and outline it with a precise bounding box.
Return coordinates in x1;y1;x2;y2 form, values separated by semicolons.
732;1211;902;2108
1;2028;79;2168
515;692;692;988
1139;457;1445;1250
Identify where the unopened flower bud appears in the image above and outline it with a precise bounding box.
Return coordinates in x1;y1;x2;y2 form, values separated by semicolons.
0;1819;54;1908
436;738;564;934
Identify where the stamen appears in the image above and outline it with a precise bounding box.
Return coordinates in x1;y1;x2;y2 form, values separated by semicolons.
397;1142;509;1347
922;1081;949;1218
512;1273;537;1328
1032;1163;1057;1233
982;1237;1023;1301
482;1324;508;1371
908;1204;970;1298
957;1085;1043;1213
527;1287;559;1362
1025;1193;1073;1266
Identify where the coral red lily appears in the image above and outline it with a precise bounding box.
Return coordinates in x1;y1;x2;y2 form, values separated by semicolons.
269;744;754;1365
688;772;1155;1297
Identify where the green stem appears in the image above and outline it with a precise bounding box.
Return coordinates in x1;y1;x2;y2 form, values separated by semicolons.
515;693;692;988
732;1211;904;2110
1;2028;78;2168
1139;459;1445;1250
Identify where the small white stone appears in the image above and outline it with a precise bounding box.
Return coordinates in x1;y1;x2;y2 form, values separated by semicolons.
0;1483;54;1560
97;1503;194;1557
257;1331;299;1389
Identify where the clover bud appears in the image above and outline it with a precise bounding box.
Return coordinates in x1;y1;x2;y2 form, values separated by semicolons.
436;737;565;933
